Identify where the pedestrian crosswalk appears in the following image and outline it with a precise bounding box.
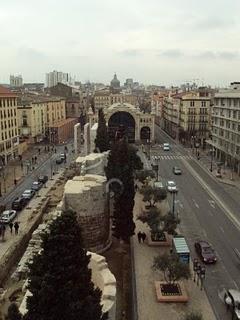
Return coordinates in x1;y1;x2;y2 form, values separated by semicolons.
151;155;193;161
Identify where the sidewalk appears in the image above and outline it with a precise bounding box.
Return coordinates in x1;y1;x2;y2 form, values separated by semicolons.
132;192;216;320
187;147;240;190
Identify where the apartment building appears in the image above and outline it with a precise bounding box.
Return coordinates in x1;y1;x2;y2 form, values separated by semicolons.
163;94;181;139
179;90;211;146
17;96;47;143
18;94;66;143
0;86;19;164
210;83;240;174
10;74;23;87
45;70;73;88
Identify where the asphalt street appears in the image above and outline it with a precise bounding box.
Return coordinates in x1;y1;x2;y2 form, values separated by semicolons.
153;125;240;320
0;142;75;209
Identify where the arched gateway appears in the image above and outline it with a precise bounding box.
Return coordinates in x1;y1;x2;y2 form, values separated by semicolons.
87;103;155;148
108;111;135;142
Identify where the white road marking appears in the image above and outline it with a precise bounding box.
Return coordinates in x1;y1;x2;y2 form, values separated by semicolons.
192;199;199;208
179;202;184;209
220;226;225;233
208;199;216;209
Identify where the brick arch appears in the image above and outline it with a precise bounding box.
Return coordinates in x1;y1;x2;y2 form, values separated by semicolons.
108;111;136;142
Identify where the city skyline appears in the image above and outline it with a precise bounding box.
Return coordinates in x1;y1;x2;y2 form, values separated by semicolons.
1;0;240;86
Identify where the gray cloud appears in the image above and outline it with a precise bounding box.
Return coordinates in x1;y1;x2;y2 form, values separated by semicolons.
158;49;183;58
119;49;143;57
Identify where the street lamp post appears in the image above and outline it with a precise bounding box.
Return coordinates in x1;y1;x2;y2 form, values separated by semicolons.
210;147;215;172
172;189;178;217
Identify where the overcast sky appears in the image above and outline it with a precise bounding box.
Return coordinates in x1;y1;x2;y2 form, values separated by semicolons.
1;0;240;86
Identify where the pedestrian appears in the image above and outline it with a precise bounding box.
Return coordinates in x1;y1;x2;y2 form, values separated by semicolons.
35;156;37;163
9;222;13;234
14;222;19;235
142;232;146;243
14;179;17;186
20;161;23;170
1;224;6;241
135;184;138;191
38;148;41;155
137;231;142;243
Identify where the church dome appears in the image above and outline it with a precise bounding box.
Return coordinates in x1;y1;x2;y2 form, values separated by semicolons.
110;73;120;89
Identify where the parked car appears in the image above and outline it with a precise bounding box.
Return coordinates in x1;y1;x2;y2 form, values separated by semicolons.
163;143;170;151
22;189;35;200
166;180;177;192
31;181;43;191
173;167;182;175
38;175;48;184
194;240;217;264
60;153;66;160
56;157;64;164
0;210;17;224
224;289;240;319
12;196;27;211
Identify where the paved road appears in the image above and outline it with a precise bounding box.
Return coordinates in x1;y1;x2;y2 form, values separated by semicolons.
1;142;75;209
153;125;240;320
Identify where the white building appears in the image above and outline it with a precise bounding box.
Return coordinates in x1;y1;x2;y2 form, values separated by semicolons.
10;74;23;87
209;82;240;175
45;70;73;88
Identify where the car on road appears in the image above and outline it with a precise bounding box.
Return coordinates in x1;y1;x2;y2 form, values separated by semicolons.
163;143;170;151
60;153;66;160
31;181;43;191
0;210;17;224
166;180;177;192
12;196;27;211
22;189;35;200
173;167;182;175
56;157;64;164
194;240;217;264
38;175;48;184
224;289;240;319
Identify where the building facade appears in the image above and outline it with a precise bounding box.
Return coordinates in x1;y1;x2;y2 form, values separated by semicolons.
45;70;72;88
0;86;19;164
94;91;138;110
88;102;155;143
163;94;181;139
10;74;23;87
17;100;46;143
209;83;240;175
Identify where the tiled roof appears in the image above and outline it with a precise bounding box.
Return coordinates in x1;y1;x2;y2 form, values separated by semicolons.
0;85;17;97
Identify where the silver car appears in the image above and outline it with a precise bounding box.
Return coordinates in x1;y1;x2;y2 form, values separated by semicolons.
0;210;17;224
167;180;177;192
224;289;240;319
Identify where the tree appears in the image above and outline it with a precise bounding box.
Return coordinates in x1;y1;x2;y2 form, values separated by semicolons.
135;169;155;184
152;253;190;284
105;139;142;241
138;207;164;240
163;212;180;236
140;185;167;208
5;303;22;320
184;311;203;320
95;108;110;152
24;210;103;320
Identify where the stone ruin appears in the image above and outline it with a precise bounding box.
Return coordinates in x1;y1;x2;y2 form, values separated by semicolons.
15;207;116;319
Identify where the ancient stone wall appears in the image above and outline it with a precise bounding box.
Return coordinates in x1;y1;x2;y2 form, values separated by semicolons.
62;174;111;253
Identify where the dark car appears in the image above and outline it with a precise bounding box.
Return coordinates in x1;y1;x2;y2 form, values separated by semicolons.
194;240;217;264
56;157;64;164
173;167;182;175
12;196;27;211
38;175;48;184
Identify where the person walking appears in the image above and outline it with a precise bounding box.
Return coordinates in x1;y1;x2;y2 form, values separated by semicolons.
14;222;19;235
142;232;147;243
137;231;142;243
9;222;13;234
1;224;6;241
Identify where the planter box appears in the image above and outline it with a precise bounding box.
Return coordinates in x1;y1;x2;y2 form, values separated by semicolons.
147;232;172;247
155;281;189;303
